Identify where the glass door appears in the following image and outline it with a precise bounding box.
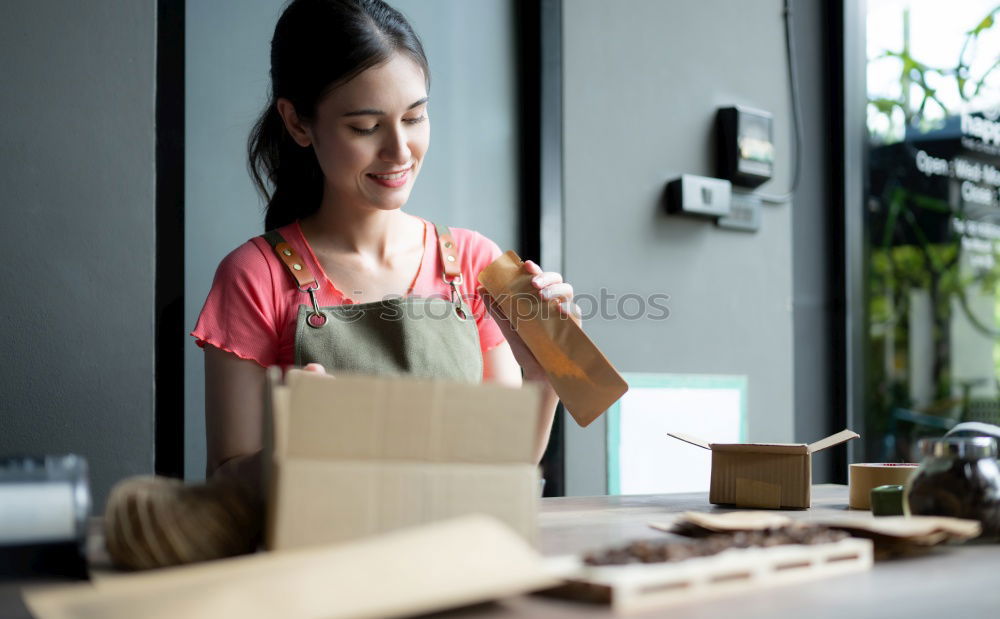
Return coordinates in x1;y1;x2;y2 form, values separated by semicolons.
864;1;1000;460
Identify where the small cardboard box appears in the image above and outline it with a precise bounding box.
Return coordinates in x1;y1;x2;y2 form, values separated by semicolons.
265;370;543;550
667;429;859;509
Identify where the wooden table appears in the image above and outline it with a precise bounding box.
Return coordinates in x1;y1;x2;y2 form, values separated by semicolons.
4;485;999;618
451;484;1000;618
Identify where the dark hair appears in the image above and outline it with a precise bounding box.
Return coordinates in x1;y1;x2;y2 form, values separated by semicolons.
248;0;430;231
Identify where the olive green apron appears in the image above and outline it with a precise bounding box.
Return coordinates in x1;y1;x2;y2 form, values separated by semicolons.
261;223;482;383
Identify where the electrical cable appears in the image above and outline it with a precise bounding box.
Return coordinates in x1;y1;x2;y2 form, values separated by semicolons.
755;0;803;204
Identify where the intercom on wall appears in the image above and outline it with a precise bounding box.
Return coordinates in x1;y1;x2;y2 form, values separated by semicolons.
665;174;732;218
663;105;775;231
716;106;774;188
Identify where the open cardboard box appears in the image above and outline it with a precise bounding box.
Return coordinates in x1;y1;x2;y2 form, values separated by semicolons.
668;429;859;509
23;372;557;619
265;370;544;550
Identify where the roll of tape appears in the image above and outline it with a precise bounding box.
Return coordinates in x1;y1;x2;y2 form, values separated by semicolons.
849;463;918;510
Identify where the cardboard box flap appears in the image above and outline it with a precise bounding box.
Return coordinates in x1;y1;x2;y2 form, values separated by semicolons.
24;515;560;619
709;443;809;454
666;433;711;450
806;429;860;454
669;434;808;454
670;430;860;456
280;370;540;464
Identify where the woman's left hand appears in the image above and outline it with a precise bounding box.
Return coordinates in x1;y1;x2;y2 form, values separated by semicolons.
480;260;581;382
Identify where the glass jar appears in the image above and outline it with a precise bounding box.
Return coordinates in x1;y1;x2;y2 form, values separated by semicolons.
906;437;1000;541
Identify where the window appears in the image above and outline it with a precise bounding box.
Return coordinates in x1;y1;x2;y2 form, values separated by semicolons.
864;1;1000;460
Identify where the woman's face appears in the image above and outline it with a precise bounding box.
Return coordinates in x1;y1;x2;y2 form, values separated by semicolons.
297;53;429;213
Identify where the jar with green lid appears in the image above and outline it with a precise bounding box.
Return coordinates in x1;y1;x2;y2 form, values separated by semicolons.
906;437;1000;541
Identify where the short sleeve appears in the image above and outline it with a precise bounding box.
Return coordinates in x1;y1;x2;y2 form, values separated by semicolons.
191;240;281;367
464;232;506;355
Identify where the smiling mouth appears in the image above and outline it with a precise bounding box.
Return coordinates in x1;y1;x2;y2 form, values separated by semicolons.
368;166;412;180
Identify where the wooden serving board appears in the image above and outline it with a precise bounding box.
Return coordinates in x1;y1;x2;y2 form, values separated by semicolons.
544;538;873;614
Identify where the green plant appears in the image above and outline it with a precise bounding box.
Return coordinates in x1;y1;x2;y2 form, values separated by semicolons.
865;5;1000;459
868;5;1000;142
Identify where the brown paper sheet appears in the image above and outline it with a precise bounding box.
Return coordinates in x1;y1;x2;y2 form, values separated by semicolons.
651;511;981;546
663;511;794;532
814;515;981;543
478;250;628;427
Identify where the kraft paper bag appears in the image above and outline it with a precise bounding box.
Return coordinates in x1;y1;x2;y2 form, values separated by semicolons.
478;250;628;427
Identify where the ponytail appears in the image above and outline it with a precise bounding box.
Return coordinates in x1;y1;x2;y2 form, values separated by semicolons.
247;101;324;231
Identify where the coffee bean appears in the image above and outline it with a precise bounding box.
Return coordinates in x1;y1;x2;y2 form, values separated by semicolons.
583;525;848;566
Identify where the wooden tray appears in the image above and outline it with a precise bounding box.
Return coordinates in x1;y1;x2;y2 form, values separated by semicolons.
545;538;873;614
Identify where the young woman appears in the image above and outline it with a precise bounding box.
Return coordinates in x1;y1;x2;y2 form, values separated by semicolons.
193;0;579;486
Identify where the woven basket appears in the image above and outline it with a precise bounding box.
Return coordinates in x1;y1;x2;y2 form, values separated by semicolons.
104;476;261;570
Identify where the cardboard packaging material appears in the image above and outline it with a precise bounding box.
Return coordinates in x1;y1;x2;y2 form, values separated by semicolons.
648;511;981;561
266;370;543;550
650;510;981;544
668;429;860;509
477;250;629;427
24;515;561;619
814;514;982;545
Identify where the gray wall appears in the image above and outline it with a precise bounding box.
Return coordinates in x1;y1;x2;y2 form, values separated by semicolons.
185;0;520;479
0;0;157;510
561;0;798;495
789;0;838;482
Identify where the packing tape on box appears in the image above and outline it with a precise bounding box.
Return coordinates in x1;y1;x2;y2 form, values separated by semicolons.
848;463;918;510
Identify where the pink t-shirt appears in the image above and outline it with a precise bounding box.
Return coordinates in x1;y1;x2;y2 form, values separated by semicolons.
192;217;506;371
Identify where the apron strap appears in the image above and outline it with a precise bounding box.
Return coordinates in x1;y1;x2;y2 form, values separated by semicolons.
262;223;463;289
434;223;468;317
434;223;462;282
260;230;319;291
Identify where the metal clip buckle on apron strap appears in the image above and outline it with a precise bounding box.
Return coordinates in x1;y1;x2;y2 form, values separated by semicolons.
262;230;327;328
263;224;468;328
435;223;468;320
